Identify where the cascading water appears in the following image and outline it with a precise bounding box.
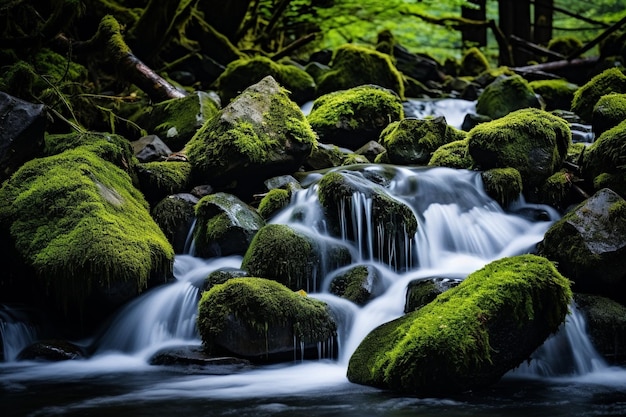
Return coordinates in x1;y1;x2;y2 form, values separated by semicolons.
0;305;38;362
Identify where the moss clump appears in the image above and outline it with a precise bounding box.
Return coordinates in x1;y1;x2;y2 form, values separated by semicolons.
460;47;490;76
151;194;197;254
481;168;523;207
537;170;572;210
467;108;571;191
581;118;626;191
347;254;572;395
528;79;579;111
136;161;192;206
592;93;626;136
330;265;382;306
547;36;583;58
476;74;541;119
428;139;473;169
379;117;454;165
257;188;291;220
317;44;405;98
571;68;626;123
0;147;174;317
215;56;316;105
405;278;461;313
307;85;404;150
197;277;336;358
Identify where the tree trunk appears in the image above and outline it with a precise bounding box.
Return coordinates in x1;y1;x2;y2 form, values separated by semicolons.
533;0;553;46
498;0;532;65
197;0;253;40
461;0;487;47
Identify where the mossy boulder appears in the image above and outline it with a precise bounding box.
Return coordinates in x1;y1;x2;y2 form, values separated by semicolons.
134;91;220;152
136;161;192;206
428;139;473;169
581;118;626;195
193;192;265;258
547;36;583;58
152;193;198;254
307;85;403;150
538;188;626;304
316;170;417;270
405;277;461;313
379;116;455;165
467;108;571;192
528;79;579;111
574;293;626;365
460;47;490;77
476;74;541;119
197;277;337;362
185;76;316;192
347;254;572;396
305;142;370;170
592;93;626;136
257;188;291;220
242;224;351;292
317;44;404;98
537;170;576;211
215;56;316;105
481;168;523;208
571;68;626;123
329;265;385;306
0;147;174;324
202;268;249;292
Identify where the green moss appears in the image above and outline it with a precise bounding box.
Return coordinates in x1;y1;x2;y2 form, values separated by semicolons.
0;148;174;316
151;195;196;249
428;139;473;169
330;265;375;305
571;68;626;123
460;47;490;77
529;79;579;111
592;93;626;136
215;56;316;104
547;36;583;57
347;254;572;395
379;117;451;165
197;277;336;353
317;44;405;98
537;170;571;208
481;168;523;207
136;161;192;204
476;74;541;119
257;188;291;220
582;118;626;186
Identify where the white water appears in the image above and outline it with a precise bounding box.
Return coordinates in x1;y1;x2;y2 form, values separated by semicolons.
2;165;625;403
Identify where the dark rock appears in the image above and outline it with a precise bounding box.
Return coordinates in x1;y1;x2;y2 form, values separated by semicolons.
152;193;199;254
329;265;385;305
17;339;85;362
132;135;173;162
404;277;461;313
149;345;251;373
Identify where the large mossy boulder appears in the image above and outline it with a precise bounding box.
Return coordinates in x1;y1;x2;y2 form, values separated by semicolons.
241;224;351;292
0;146;174;325
316;170;417;270
307;85;403;150
316;44;404;98
133;91;220;152
571;67;626;123
347;254;572;396
475;74;541;120
192;192;265;258
581;118;626;197
197;277;337;362
185;76;316;193
467;108;571;192
378;116;455;165
592;93;626;136
215;56;316;105
538;188;626;304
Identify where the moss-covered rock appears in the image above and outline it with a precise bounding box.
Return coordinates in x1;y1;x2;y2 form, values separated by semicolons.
528;79;579;111
307;85;403;150
537;170;576;211
136;161;192;206
379;116;455;165
152;193;198;254
427;138;473;169
547;36;583;58
317;44;404;98
404;277;461;313
571;68;626;123
574;293;626;365
480;167;522;208
215;56;316;105
329;265;385;305
257;188;291;220
317;170;417;270
592;93;626;136
467;108;571;192
193;192;265;258
581;118;626;195
460;47;490;77
0;147;174;324
202;268;249;292
476;74;541;119
347;254;572;396
185;76;316;192
133;91;220;152
538;188;626;304
197;277;337;362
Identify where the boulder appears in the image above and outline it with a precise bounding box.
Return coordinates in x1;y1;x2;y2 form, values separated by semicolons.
592;93;626;136
307;85;403;150
476;74;541;119
460;47;490;77
131;135;172;162
571;68;626;123
193;192;265;258
404;277;461;313
149;345;251;371
428;139;473;169
17;339;85;362
347;254;572;396
136;161;192;206
197;278;337;362
528;79;579;111
317;44;404;97
481;168;523;208
257;188;291;220
185;76;316;193
467;108;571;193
152;193;198;254
538;188;626;304
329;265;385;305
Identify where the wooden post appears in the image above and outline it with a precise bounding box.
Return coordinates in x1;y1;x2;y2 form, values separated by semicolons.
498;0;532;65
461;0;487;47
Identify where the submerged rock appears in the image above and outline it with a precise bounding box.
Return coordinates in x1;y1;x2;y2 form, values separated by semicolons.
347;254;572;396
17;340;85;362
197;278;337;362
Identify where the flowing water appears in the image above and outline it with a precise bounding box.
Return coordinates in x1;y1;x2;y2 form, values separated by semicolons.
2;158;626;415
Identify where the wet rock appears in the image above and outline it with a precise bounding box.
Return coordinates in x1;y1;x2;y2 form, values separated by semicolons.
481;168;523;208
152;193;199;254
404;277;462;313
18;340;85;362
136;161;192;206
329;265;385;306
355;140;387;163
149;345;251;372
132;135;173;162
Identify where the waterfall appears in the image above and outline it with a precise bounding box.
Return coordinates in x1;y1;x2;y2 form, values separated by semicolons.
0;305;38;361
